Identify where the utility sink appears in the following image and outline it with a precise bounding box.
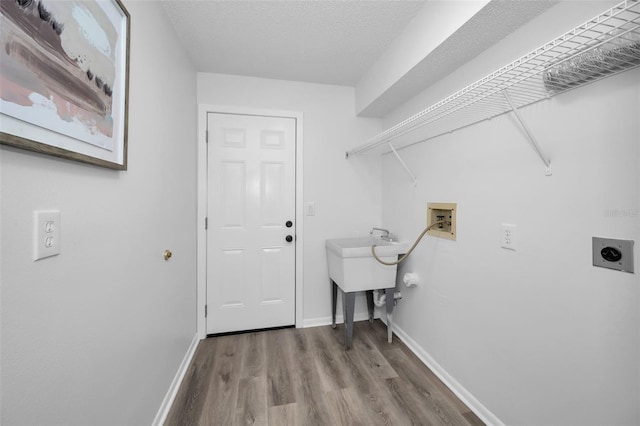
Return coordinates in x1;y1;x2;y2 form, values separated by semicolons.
326;237;408;293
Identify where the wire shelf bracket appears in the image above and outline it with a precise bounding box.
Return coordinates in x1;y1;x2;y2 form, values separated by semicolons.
502;90;552;176
345;0;640;179
388;142;418;185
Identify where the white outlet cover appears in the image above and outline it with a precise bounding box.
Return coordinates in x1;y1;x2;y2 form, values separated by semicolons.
501;223;517;251
34;210;60;261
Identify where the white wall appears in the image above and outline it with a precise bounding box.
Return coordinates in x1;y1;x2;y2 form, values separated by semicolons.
197;73;382;324
379;2;639;425
0;2;197;424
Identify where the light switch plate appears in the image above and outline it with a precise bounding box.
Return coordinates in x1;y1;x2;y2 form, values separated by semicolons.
34;210;60;261
592;237;634;273
306;202;316;216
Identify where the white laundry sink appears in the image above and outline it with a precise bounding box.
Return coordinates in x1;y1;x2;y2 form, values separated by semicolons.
326;237;408;293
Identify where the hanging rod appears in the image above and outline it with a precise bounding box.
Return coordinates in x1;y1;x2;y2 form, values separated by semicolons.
346;0;640;158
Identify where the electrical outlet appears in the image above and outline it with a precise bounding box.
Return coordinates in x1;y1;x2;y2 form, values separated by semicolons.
592;237;634;273
501;224;516;250
34;210;61;260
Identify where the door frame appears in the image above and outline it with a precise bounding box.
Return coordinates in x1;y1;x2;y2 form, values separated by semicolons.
197;104;304;339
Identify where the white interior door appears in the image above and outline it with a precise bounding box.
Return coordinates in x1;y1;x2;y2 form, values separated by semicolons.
206;112;296;334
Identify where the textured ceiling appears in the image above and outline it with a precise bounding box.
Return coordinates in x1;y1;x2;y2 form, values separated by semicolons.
161;0;427;86
162;0;557;116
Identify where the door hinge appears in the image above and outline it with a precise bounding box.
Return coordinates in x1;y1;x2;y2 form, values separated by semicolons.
205;304;208;317
206;130;209;143
205;217;208;230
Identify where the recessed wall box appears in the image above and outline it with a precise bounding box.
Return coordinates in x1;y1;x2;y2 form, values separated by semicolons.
427;203;456;241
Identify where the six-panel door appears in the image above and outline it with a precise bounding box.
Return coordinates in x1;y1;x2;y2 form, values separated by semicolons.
206;113;296;334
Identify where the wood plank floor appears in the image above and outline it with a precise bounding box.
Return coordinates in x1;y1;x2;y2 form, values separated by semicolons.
166;320;484;426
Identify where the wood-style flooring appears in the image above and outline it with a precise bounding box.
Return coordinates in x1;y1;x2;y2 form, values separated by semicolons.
165;320;484;426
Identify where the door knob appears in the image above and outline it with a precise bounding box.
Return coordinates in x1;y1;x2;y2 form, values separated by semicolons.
164;249;172;261
285;235;293;243
286;220;293;228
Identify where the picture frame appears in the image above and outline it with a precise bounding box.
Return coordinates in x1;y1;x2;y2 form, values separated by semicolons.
0;0;130;170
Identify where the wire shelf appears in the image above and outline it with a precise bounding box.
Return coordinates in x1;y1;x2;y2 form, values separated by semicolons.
346;0;640;157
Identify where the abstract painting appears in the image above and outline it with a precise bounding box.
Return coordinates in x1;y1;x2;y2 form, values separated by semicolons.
0;0;129;170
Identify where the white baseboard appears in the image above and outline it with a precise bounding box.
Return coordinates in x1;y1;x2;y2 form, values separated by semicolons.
152;333;200;426
303;311;376;328
386;319;504;426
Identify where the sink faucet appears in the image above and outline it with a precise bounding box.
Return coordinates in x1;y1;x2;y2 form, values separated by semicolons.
370;227;393;241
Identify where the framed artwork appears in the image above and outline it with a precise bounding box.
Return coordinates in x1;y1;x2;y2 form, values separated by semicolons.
0;0;130;170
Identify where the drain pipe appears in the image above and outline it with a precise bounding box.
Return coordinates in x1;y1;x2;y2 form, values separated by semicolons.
372;289;402;307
